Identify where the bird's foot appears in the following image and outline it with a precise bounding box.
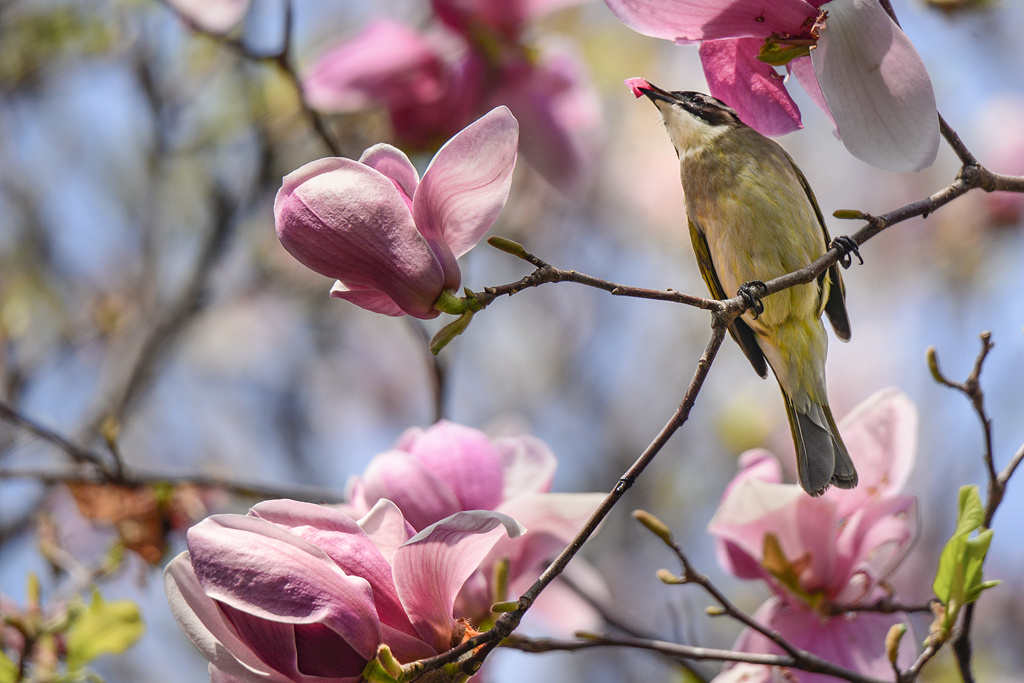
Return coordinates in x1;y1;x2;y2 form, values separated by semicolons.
737;281;768;319
831;235;863;269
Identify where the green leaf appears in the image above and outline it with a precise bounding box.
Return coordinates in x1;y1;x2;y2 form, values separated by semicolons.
932;532;965;603
931;485;999;634
0;651;17;683
954;485;984;536
65;589;144;671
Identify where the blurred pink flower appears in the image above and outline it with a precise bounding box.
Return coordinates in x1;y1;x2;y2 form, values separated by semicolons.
604;0;939;171
707;388;919;681
164;499;523;682
344;420;606;633
431;0;590;43
166;0;251;34
275;107;518;319
303;19;483;149
302;12;599;191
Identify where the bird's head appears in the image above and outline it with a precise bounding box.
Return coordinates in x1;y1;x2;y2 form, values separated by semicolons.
628;79;743;155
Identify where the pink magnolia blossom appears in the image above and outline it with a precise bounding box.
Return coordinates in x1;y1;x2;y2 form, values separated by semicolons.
164;499;524;682
275;107;518;319
166;0;251;34
431;0;589;43
302;13;599;191
605;0;939;171
344;420;606;632
707;388;919;682
303;19;483;150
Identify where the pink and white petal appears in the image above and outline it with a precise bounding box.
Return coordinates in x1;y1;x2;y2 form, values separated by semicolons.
329;282;409;318
414;106;519;277
302;19;448;113
836;388;917;508
275;158;446;317
358;450;464;531
247;500;418;637
496;493;602;550
186;515;382;659
736;597;917;680
708;479;826;585
602;0;817;43
789;56;835;128
167;0;250;35
164;554;294;683
408;421;506;513
356;499;416;564
495;434;558;498
811;0;938;171
394;511;525;651
700;39;803;137
833;495;918;603
712;450;785;579
358;144;420;202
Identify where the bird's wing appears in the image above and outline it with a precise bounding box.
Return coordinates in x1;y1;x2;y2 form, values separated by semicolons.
792;162;852;342
688;218;768;378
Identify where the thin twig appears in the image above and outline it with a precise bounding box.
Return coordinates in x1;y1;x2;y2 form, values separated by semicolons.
158;0;341;156
0;465;344;504
502;633;891;683
0;400;114;475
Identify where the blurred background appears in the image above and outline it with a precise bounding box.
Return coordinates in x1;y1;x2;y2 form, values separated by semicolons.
1;0;1023;680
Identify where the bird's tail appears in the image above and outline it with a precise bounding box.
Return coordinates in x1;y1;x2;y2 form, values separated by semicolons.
782;391;858;496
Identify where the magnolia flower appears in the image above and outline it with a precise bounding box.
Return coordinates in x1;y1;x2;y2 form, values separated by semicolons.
344;420;606;632
302;13;599;192
166;0;251;34
275;107;518;319
164;499;523;682
707;388;920;682
604;0;939;171
431;0;589;43
303;19;483;149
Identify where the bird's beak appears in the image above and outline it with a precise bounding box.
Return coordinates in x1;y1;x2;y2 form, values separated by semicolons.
637;82;678;106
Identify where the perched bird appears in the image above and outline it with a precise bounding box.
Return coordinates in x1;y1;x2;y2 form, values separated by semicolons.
627;78;856;496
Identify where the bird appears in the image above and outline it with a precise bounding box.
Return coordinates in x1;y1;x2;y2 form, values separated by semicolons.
627;78;857;496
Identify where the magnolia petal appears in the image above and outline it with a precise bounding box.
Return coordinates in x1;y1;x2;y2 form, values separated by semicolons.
356;499;415;564
247;500;418;638
708;479;828;587
394;511;525;651
602;0;817;42
358;144;420;202
303;19;448;113
414;106;519;287
329;282;408;318
357;450;464;531
164;554;295;683
789;56;835;128
275;158;445;318
834;388;917;510
700;38;803;137
833;495;918;603
431;0;589;39
166;0;251;35
812;0;939;171
736;597;918;679
186;514;382;660
406;421;506;514
495;434;558;498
